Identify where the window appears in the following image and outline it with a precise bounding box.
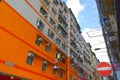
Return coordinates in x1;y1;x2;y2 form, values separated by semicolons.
74;64;77;71
48;29;55;39
55;52;65;64
35;36;44;46
43;0;50;7
78;57;83;64
70;60;74;68
70;18;73;22
59;9;62;16
56;38;61;45
84;56;88;62
49;18;56;25
58;16;63;24
55;52;61;60
57;24;61;32
70;50;74;59
53;0;58;6
51;8;57;16
74;77;76;80
60;31;66;39
70;52;74;68
53;25;57;30
70;25;73;29
59;30;63;36
70;75;72;80
61;55;65;64
53;65;59;74
63;15;66;21
74;57;77;65
26;51;34;65
39;7;48;19
64;7;67;13
78;67;84;77
63;23;68;29
42;60;48;71
53;68;57;74
60;70;63;78
59;1;63;7
70;40;77;49
36;18;44;31
45;42;51;52
62;43;66;50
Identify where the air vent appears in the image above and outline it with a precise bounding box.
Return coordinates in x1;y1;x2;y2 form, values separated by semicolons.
109;36;116;41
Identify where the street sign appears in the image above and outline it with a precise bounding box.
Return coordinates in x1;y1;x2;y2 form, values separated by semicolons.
97;62;112;76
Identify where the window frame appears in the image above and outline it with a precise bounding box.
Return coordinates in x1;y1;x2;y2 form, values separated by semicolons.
45;42;51;52
35;35;44;46
36;18;44;31
26;51;35;65
60;70;63;78
53;0;58;6
42;60;48;71
47;29;55;39
51;8;57;17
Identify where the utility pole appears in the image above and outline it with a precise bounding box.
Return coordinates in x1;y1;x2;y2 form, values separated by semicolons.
66;9;71;80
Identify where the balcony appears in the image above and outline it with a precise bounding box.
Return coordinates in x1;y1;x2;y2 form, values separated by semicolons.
42;0;50;9
78;56;83;64
55;37;61;46
58;15;68;31
49;17;56;26
70;40;78;54
47;29;55;40
61;43;67;52
55;51;66;64
70;32;76;41
39;6;48;20
57;24;67;41
51;7;57;18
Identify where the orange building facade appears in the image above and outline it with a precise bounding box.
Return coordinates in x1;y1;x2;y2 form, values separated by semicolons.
0;0;92;80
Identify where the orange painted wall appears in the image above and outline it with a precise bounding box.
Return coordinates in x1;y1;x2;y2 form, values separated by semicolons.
0;1;56;63
0;1;67;80
0;1;81;80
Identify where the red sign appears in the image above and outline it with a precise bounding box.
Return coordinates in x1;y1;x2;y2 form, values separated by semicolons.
97;62;112;76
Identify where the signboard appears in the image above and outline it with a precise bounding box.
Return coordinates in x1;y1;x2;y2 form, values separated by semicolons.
112;63;120;71
97;62;112;76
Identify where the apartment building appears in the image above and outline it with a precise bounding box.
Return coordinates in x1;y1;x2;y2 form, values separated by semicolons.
96;0;120;79
0;0;95;80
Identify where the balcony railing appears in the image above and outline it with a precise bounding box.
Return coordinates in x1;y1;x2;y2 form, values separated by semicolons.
42;0;50;8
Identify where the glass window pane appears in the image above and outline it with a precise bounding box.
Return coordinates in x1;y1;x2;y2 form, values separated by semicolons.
36;19;44;31
45;43;51;52
26;51;34;65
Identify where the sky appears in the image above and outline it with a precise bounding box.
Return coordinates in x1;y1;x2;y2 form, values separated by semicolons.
63;0;101;31
62;0;110;62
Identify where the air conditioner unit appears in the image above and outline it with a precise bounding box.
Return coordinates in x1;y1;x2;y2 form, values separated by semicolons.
53;65;59;69
109;36;116;41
